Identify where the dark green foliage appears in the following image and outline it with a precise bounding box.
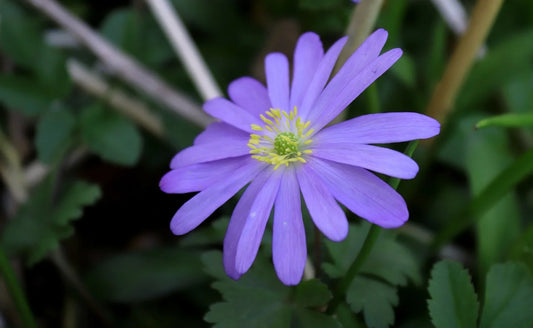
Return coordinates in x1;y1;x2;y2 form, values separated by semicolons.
324;222;420;328
1;177;101;265
80;104;143;166
428;261;533;328
203;251;340;328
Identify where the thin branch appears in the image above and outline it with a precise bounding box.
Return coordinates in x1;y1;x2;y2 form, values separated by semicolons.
67;59;165;138
425;0;504;126
146;0;222;101
23;0;213;127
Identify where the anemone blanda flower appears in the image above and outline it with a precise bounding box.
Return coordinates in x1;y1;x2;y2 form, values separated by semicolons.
160;29;440;285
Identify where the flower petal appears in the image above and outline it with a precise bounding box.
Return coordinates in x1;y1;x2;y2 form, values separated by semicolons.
297;165;348;241
273;169;306;285
170;133;250;168
265;53;290;111
299;36;347;120
228;77;271;117
193;122;248;145
235;170;283;274
204;97;262;133
170;158;263;235
223;169;273;280
290;32;324;110
301;29;388;121
311;143;419;179
309;158;408;228
315;112;441;144
308;48;403;132
160;156;249;194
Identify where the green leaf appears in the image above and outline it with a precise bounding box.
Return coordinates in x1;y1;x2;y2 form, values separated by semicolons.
203;251;339;328
323;223;420;328
1;178;101;265
434;145;533;249
80;104;142;166
475;113;533;129
293;279;332;307
85;247;207;302
502;71;533;114
346;276;398;328
480;262;533;328
324;222;421;286
0;1;44;70
35;107;76;164
466;127;520;275
427;260;479;328
0;74;54;116
100;9;174;67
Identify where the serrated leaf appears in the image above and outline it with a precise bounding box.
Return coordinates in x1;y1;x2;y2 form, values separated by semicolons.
1;177;101;265
80;104;142;166
475;113;533;129
202;251;339;328
85;247;207;303
346;276;398;328
36;107;76;164
480;262;533;328
427;260;479;328
0;74;54;116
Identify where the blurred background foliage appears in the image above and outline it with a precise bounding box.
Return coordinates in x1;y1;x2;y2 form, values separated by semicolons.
0;0;532;327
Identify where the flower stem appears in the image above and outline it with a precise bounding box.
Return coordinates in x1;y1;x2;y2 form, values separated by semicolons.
0;248;37;328
326;224;381;315
425;0;504;126
326;140;419;315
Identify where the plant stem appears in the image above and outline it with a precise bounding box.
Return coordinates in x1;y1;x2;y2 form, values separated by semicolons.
0;248;37;328
326;224;381;314
425;0;504;126
326;140;419;315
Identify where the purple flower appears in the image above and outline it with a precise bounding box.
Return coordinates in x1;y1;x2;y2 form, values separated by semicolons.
160;29;440;285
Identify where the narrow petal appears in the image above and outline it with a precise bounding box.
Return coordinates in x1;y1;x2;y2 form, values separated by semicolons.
290;32;324;109
170;158;263;235
309;158;408;228
160;156;249;194
228;77;271;117
273;169;306;285
299;36;347;120
297;165;348;241
204;97;261;133
308;49;403;132
170;135;250;168
234;170;282;274
311;143;419;179
223;169;273;280
314;112;441;144
265;53;290;111
301;29;388;121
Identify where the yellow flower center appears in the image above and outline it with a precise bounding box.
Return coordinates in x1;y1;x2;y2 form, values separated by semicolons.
248;107;313;169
